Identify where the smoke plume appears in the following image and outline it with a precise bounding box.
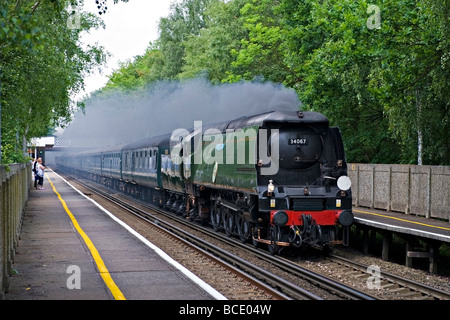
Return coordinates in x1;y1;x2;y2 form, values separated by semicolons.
60;78;301;147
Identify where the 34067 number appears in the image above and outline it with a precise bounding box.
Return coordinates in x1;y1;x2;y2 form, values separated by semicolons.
288;138;307;145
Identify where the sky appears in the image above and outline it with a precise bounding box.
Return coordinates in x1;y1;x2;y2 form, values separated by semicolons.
77;0;174;98
60;0;302;144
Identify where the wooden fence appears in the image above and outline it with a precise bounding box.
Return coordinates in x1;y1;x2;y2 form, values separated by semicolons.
0;164;31;299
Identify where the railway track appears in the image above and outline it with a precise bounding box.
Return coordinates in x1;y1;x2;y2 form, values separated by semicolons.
65;175;315;300
323;254;450;300
115;205;293;300
62;173;375;300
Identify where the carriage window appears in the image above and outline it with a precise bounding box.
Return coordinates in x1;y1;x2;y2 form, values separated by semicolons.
138;151;141;168
150;149;157;170
149;149;153;169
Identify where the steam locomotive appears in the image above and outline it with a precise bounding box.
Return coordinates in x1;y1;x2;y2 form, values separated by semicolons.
56;110;353;254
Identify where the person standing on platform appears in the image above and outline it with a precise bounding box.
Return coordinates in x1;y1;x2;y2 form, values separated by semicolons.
32;158;39;189
36;158;45;190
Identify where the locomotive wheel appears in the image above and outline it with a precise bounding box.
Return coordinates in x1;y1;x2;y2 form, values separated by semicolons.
210;203;221;231
236;214;251;243
222;207;234;237
268;225;281;255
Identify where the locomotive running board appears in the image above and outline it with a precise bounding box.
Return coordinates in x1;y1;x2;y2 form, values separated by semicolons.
252;236;290;247
219;199;240;212
252;238;343;246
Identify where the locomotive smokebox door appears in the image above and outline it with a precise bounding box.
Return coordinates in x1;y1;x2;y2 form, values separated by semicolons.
278;125;323;170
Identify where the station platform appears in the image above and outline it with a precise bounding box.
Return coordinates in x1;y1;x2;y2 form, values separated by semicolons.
353;207;450;244
352;206;450;273
5;170;225;300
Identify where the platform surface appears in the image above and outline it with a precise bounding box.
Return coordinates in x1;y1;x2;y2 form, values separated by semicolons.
353;206;450;243
5;170;224;300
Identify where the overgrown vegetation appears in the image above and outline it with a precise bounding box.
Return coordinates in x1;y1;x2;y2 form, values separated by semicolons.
1;0;449;165
101;0;449;165
0;0;107;163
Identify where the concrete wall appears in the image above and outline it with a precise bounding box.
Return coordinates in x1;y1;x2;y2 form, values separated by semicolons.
0;164;31;299
348;163;449;221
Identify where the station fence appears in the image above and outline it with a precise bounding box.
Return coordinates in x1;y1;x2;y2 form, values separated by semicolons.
0;164;31;299
348;163;449;222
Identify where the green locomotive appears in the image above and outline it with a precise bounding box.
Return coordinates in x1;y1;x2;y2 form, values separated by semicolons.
57;110;353;254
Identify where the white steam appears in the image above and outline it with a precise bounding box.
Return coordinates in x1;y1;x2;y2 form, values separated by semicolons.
60;78;301;147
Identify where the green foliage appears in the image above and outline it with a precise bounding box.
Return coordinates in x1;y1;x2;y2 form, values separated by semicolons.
297;0;449;165
104;43;165;91
0;0;107;164
224;0;294;84
83;0;450;165
180;0;247;82
157;0;216;79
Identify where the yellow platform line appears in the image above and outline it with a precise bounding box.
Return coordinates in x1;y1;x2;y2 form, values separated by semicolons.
47;175;126;300
354;209;450;232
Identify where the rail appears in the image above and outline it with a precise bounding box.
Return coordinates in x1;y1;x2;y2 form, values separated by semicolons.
328;254;450;300
70;173;375;300
75;178;318;300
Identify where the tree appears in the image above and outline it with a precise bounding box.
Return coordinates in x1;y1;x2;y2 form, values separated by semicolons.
81;0;449;165
222;0;296;84
180;0;247;83
0;0;106;164
157;0;216;79
103;42;166;91
277;0;449;164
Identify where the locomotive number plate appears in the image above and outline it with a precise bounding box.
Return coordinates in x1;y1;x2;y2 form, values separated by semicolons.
289;138;307;145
